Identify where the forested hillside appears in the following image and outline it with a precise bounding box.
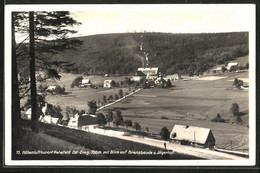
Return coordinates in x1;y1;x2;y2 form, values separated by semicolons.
22;32;249;75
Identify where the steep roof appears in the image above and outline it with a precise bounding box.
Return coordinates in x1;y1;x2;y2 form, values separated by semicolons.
170;125;215;144
227;62;239;70
78;115;98;126
104;80;114;84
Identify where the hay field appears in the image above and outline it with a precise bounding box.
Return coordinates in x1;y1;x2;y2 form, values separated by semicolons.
43;71;249;151
101;71;249;151
41;73;129;115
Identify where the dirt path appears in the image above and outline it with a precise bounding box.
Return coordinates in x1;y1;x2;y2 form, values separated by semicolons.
89;128;247;160
97;88;142;111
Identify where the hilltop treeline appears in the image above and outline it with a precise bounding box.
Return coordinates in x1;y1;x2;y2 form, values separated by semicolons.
46;32;249;75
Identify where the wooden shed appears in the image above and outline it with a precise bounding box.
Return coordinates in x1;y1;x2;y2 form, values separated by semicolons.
170;125;215;149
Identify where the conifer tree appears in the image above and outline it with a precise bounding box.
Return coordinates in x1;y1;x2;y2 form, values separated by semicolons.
12;11;82;132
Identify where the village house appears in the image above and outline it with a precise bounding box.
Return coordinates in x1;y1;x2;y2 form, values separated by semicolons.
103;80;115;88
154;74;166;86
226;62;239;70
67;114;99;131
137;67;159;77
215;66;223;72
24;103;62;125
131;71;146;82
169;125;215;149
80;78;91;87
47;85;58;91
165;74;182;81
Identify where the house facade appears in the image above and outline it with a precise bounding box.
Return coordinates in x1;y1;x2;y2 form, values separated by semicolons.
80;78;91;87
24;103;62;125
68;114;99;131
137;67;159;77
103;80;114;88
226;62;239;70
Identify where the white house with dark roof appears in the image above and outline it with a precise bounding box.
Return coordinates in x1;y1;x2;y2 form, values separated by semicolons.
103;80;115;88
170;125;215;149
137;67;159;76
226;62;239;70
80;78;91;87
24;104;62;124
68;114;99;131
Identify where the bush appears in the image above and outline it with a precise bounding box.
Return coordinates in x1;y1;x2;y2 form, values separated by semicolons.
123;119;133;129
211;113;225;122
108;95;114;102
236;115;243;123
118;89;124;98
71;76;83;88
160;127;170;141
233;78;244;89
230;103;240;116
113;111;123;128
114;94;119;100
97;113;107;125
245;63;249;70
221;66;227;73
102;95;107;104
38;85;48;93
46;85;65;95
161;116;168;119
88;100;97;114
166;79;172;88
229;66;237;72
65;106;81;118
133;122;141;132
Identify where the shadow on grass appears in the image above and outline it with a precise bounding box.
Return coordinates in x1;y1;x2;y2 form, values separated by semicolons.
238;111;248;116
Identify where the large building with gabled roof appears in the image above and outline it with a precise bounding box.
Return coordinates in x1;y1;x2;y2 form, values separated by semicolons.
170;125;215;149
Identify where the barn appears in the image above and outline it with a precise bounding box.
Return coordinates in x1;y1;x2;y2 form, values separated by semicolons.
68;114;99;131
169;125;215;149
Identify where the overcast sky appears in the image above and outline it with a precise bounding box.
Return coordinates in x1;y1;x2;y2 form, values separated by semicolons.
7;4;255;42
68;4;255;37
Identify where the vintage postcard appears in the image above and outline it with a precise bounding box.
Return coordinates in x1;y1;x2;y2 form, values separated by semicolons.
4;4;256;166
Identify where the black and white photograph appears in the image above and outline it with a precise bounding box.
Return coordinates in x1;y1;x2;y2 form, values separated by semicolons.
4;3;256;166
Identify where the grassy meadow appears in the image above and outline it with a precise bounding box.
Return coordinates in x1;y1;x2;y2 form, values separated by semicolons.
36;73;130;116
27;55;250;152
102;70;249;151
14;120;201;160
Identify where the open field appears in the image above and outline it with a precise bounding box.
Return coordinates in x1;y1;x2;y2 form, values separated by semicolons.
40;68;249;152
34;73;131;116
100;71;249;151
210;55;249;72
